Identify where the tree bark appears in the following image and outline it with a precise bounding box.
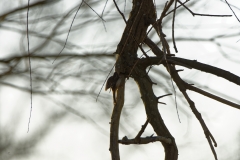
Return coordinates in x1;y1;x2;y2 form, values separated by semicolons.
110;0;178;159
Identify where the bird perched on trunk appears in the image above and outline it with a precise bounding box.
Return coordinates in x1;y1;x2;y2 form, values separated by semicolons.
105;72;121;104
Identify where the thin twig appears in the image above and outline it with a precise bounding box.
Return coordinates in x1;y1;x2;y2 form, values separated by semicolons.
144;35;181;122
177;0;232;17
166;63;218;159
151;0;181;123
166;0;189;16
160;29;181;123
224;0;240;22
124;0;126;13
146;0;189;37
83;0;106;22
52;1;83;64
101;0;109;17
157;93;172;99
101;0;109;32
159;0;175;24
172;0;178;53
0;0;56;19
96;65;115;102
113;0;127;23
27;0;33;133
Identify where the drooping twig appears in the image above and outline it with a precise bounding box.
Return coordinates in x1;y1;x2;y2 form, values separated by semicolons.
172;0;178;53
96;65;115;102
27;0;33;133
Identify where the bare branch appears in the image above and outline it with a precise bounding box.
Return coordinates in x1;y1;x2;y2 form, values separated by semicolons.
83;0;105;21
182;91;218;160
165;64;218;160
113;0;127;23
119;135;172;145
134;118;149;142
170;57;240;86
172;0;178;53
166;0;190;16
27;0;33;133
187;85;240;110
224;0;240;22
157;93;173;99
177;0;232;17
140;56;240;87
53;1;84;63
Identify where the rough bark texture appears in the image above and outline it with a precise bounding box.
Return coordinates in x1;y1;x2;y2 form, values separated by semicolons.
110;0;178;159
115;0;156;75
132;66;178;160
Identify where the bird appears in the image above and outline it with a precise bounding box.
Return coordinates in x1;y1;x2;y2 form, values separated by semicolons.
105;72;121;104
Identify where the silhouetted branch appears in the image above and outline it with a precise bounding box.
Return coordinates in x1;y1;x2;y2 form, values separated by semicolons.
224;0;240;22
54;1;84;63
119;135;172;145
187;84;240;110
172;0;178;53
134;118;149;142
177;0;232;17
113;0;127;23
140;56;240;87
